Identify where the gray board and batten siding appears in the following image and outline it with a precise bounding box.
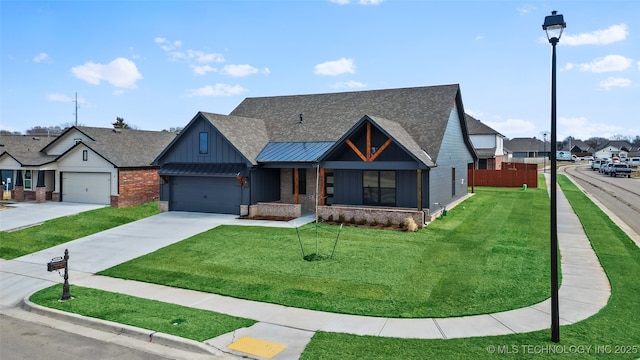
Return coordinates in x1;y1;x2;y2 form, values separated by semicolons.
155;114;252;214
429;103;475;210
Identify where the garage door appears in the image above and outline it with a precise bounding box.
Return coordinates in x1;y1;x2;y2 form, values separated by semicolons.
62;172;111;204
170;176;241;214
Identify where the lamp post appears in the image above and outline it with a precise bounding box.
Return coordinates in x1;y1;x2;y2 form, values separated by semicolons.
543;10;566;344
543;131;549;173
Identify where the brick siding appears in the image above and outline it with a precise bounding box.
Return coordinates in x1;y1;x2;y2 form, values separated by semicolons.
115;168;160;208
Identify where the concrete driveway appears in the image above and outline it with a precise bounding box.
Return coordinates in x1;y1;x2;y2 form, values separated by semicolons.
1;211;312;307
0;202;107;232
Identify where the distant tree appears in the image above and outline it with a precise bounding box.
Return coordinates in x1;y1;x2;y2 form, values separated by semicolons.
162;126;183;133
60;121;84;129
1;130;21;135
610;134;629;141
112;117;130;129
631;135;640;148
26;126;63;136
585;137;609;149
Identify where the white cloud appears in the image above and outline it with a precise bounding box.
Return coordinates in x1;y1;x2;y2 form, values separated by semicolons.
185;84;247;97
170;49;225;64
314;57;356;76
154;37;182;51
71;58;142;88
562;24;628;46
562;63;575;71
475;35;484;41
599;77;632;90
558;116;624;140
33;52;50;63
221;64;259;77
331;80;367;89
578;55;633;73
485;119;536;137
516;5;535;14
156;37;229;75
192;65;218;76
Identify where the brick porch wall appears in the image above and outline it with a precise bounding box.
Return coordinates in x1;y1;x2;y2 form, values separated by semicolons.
116;168;161;208
280;168;317;211
318;205;426;229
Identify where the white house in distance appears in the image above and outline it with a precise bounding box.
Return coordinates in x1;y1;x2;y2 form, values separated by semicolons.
465;114;505;170
593;140;634;160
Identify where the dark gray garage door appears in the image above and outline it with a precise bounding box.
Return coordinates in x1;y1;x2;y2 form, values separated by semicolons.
170;176;241;214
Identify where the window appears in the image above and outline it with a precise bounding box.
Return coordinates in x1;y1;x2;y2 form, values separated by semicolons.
199;132;208;154
23;170;32;190
292;168;307;194
363;170;395;206
451;168;456;197
82;150;88;161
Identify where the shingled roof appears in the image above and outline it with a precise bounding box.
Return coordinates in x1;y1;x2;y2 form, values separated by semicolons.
200;112;269;165
465;114;503;136
73;127;178;167
0;135;57;166
229;84;466;164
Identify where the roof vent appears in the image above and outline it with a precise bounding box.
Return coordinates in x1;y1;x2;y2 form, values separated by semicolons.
299;113;303;124
113;128;122;133
32;137;40;140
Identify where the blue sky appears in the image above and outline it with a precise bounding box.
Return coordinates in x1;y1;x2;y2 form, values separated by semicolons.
1;0;639;141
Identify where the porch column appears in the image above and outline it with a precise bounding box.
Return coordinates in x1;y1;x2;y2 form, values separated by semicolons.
36;170;46;203
417;169;422;211
14;170;24;202
319;168;325;206
294;168;299;204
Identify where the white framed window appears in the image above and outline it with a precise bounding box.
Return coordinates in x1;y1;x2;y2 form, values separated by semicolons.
23;170;32;190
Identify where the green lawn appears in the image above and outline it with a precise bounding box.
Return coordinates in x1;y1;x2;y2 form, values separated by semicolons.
30;285;255;342
299;175;640;359
0;202;159;259
100;185;550;318
28;176;639;358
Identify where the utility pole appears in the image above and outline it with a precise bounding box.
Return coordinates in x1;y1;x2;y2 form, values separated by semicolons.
73;92;79;126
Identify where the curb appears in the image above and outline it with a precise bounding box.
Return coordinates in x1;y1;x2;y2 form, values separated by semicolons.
21;295;224;357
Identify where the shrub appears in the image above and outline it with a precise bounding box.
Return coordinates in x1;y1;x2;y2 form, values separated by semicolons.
338;214;346;223
404;217;418;232
358;218;367;226
327;214;334;222
349;217;356;224
386;219;393;227
372;219;379;226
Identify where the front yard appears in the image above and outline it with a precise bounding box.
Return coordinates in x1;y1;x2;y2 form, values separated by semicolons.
100;185;550;318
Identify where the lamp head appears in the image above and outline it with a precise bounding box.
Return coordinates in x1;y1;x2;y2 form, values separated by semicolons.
543;11;566;43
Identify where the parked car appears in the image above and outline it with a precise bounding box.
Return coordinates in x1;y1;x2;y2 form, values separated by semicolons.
626;157;640;167
599;162;610;174
591;159;605;171
609;163;632;178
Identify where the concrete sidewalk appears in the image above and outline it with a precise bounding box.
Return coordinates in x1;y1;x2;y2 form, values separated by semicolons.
1;186;611;359
0;201;106;232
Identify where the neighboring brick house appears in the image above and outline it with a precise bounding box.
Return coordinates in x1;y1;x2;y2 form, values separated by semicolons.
465;114;505;170
0;127;176;207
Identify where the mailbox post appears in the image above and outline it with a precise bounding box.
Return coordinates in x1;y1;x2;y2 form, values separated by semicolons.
47;249;72;301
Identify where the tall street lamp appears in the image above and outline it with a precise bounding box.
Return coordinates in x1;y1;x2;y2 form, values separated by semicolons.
543;10;566;343
543;131;549;173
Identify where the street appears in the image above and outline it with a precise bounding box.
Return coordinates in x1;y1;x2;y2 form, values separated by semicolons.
562;164;640;240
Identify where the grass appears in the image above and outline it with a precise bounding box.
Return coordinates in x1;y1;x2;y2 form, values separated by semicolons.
299;175;640;359
26;176;639;357
100;184;551;318
29;285;255;341
0;202;159;260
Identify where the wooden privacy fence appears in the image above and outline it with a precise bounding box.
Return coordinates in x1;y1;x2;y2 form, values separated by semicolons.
469;168;538;188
